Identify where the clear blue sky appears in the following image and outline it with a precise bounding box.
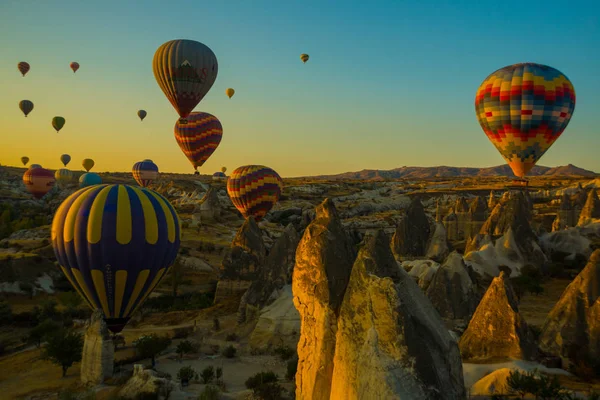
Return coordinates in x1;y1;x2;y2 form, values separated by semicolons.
1;0;598;177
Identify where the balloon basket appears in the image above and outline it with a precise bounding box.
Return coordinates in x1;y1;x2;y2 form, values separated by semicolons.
178;118;188;125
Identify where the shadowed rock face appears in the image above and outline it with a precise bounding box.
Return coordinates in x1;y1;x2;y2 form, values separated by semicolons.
539;249;600;369
425;222;450;263
577;188;600;226
459;272;536;361
220;217;266;280
292;198;356;400
81;310;114;384
331;230;465;400
392;197;431;258
195;186;221;222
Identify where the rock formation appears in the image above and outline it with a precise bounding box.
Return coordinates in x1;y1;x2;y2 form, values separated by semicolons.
454;197;470;240
443;207;459;242
331;230;465;400
193;186;221;224
459;272;536;361
118;365;179;399
577;188;600;226
425;222;450;262
467;196;489;239
552;213;565;232
539;249;600;370
426;251;478;320
392;197;431;259
488;190;497;210
469;368;513;397
81;310;114;384
292;198;356;400
558;193;576;228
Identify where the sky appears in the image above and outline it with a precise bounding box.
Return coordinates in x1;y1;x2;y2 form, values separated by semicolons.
0;0;599;178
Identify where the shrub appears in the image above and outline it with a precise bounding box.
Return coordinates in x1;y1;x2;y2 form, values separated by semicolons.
43;329;84;377
200;366;215;384
198;385;220;400
177;366;199;383
222;345;236;358
273;345;295;361
225;332;238;342
245;371;279;390
134;334;172;368
253;382;286;400
286;357;298;381
176;340;199;358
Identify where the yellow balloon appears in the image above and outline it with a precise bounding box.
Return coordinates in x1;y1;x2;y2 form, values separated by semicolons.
82;158;95;172
300;54;309;63
225;88;235;99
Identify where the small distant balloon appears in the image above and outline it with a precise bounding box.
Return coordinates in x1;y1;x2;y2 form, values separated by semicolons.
221;166;227;173
70;62;80;73
23;168;55;199
55;168;74;185
300;54;309;63
132;159;159;187
138;110;147;121
227;165;283;221
52;117;66;132
21;156;29;166
212;171;226;181
19;100;34;117
82;158;95;172
60;154;71;167
30;164;42;169
79;172;102;188
18;62;30;77
226;88;235;99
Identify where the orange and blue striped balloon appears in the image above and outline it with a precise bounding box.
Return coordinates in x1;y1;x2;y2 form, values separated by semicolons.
132;159;159;187
51;184;181;333
174;112;223;171
23;168;55;199
226;165;283;221
475;63;576;178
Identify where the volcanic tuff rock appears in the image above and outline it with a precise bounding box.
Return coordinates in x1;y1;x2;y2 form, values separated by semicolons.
392;197;431;259
404;259;440;290
331;230;466;400
539;249;600;370
425;222;450;262
577;188;600;226
193;186;221;223
292;198;356;400
220;216;266;280
118;365;180;399
81;310;114;385
426;251;478;320
459;272;536;361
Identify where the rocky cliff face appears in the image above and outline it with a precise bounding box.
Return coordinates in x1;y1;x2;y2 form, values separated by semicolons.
331;231;466;400
392;197;431;259
292;198;356;400
220;216;266;281
193;186;222;223
577;188;600;226
425;222;450;262
459;272;536;361
81;310;114;385
539;249;600;370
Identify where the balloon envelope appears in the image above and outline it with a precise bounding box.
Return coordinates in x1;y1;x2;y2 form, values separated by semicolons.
137;110;147;121
23;168;55;199
82;158;95;172
212;171;226;181
152;39;218;120
132;160;159;187
52;117;66;132
21;156;29;166
19;100;34;117
221;166;227;173
70;62;80;73
475;63;576;178
226;88;235;98
226;165;283;221
18;62;30;77
51;184;181;333
79;172;102;188
55;168;74;184
174;112;223;170
300;54;309;63
30;164;42;169
60;154;71;167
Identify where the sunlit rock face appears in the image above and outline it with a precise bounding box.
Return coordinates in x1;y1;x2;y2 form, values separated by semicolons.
292;198;356;400
539;249;600;370
577;188;600;226
459;272;536;361
467;196;489;239
392;197;431;259
425;222;450;263
331;231;466;400
81;310;114;384
193;186;221;223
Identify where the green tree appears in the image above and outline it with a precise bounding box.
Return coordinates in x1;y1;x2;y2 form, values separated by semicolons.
28;319;61;347
201;366;215;384
177;366;198;384
43;329;83;377
58;291;83;314
176;340;198;360
134;334;172;369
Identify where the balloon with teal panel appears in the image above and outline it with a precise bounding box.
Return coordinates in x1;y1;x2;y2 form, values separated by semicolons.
51;184;181;333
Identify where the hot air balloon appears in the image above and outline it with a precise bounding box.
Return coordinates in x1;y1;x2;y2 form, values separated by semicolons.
226;165;283;221
21;157;29;166
174;112;223;171
51;184;181;333
70;62;80;73
18;62;30;77
55;168;74;185
475;63;576;180
152;39;218;122
300;54;309;64
212;171;226;181
60;154;71;167
30;164;42;169
82;158;95;172
79;172;102;188
225;88;235;99
19;100;34;117
52;117;66;132
138;110;147;121
132;160;159;187
23;168;55;199
221;166;227;173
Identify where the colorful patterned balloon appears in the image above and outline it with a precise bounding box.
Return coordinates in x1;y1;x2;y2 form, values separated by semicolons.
138;110;147;121
55;168;74;185
19;100;34;117
18;62;30;77
132;160;159;187
212;171;226;181
226;165;283;221
82;158;95;172
79;172;102;188
30;164;42;169
60;154;71;167
23;167;55;199
51;184;181;333
52;116;66;132
174;112;223;171
475;63;576;178
21;156;29;166
300;54;309;63
70;62;80;73
152;39;218;122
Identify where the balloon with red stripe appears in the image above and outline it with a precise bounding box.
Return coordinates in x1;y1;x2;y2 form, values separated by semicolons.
174;112;222;172
132;159;159;187
23;167;55;199
226;165;283;221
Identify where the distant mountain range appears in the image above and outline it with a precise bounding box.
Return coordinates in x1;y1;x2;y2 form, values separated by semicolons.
305;164;597;180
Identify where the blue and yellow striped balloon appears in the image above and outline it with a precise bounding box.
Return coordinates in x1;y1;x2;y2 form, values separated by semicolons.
51;184;181;333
